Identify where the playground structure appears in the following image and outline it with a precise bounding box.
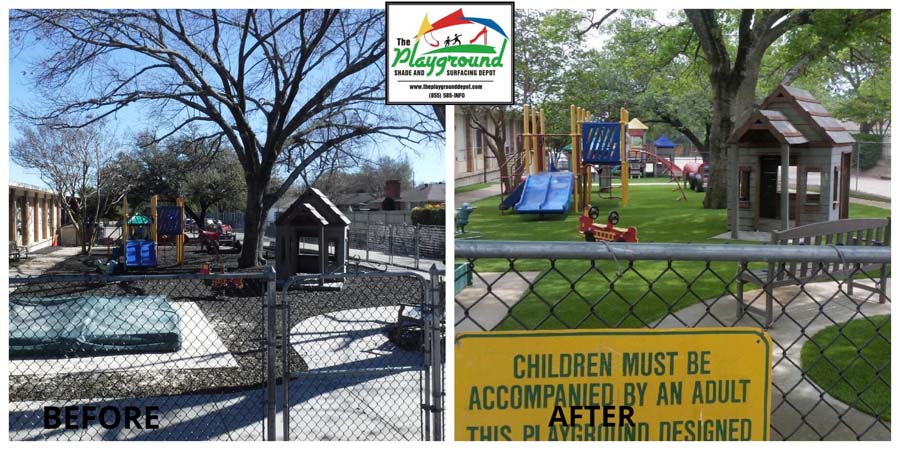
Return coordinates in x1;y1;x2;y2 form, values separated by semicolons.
119;195;186;269
500;104;632;215
578;206;638;243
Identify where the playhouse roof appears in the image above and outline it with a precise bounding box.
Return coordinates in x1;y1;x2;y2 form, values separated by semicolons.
627;118;648;131
654;135;676;148
275;188;350;227
730;84;855;146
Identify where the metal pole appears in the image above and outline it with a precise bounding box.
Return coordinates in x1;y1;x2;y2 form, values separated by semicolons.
856;142;860;192
415;225;420;271
429;265;444;440
281;278;290;441
265;266;277;441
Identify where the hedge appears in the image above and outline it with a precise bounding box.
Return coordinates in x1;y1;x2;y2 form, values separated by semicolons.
411;206;445;226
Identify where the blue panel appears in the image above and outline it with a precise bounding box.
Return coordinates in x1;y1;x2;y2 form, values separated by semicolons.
582;122;621;164
156;206;183;234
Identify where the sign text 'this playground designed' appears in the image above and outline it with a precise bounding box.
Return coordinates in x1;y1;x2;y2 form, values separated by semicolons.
385;2;514;104
455;328;773;441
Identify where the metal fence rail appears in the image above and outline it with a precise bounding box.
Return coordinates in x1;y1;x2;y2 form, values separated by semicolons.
9;270;276;441
455;241;891;441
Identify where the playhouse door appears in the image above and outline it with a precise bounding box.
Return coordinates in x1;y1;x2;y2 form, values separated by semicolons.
759;156;779;219
840;152;851;219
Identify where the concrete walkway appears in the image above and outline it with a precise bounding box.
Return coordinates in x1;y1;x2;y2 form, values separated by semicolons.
455;183;502;204
655;279;891;440
455;271;542;332
10;246;84;277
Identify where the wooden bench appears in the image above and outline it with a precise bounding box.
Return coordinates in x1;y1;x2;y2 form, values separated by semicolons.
736;218;890;328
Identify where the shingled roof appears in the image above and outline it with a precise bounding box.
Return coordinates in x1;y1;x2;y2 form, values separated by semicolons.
729;84;855;146
275;188;350;227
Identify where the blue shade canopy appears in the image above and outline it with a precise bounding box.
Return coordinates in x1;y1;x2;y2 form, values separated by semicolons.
654;135;676;148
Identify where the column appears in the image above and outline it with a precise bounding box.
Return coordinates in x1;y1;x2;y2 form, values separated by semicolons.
33;193;40;243
42;196;49;240
9;188;16;241
780;143;790;231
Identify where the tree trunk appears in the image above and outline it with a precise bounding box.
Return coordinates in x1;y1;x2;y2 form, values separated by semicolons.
703;83;738;209
237;182;269;268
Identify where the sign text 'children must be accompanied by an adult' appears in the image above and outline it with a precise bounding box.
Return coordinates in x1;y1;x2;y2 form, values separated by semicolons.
455;328;772;441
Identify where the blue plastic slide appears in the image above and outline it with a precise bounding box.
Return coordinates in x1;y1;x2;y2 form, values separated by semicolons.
514;171;573;214
500;181;526;210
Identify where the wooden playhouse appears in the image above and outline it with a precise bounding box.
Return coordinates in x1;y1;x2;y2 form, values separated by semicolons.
274;188;350;281
727;85;855;233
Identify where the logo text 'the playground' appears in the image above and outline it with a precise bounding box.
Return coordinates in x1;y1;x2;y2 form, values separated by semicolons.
386;2;514;104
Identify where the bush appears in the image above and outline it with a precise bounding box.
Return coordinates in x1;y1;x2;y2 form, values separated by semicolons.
851;133;884;171
411;205;445;226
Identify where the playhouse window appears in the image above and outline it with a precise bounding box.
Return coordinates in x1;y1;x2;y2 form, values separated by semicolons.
833;167;840;209
738;167;751;204
805;168;821;205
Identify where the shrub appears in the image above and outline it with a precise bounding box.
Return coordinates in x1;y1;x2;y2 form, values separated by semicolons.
411;205;445;226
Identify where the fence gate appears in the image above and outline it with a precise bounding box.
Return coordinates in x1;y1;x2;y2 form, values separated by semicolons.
279;271;444;440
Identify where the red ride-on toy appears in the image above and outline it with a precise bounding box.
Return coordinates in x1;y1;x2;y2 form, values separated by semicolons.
578;206;638;243
199;220;243;254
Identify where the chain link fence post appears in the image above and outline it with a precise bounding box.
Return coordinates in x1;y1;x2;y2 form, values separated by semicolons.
428;264;444;440
415;225;421;271
265;266;277;441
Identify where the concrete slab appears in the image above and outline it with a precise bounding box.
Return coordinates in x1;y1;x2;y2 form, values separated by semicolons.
10;302;238;375
287;306;424;440
654;279;891;440
455;271;542;332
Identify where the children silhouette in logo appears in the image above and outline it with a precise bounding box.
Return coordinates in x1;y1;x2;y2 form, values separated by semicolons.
452;33;462;45
444;36;451;47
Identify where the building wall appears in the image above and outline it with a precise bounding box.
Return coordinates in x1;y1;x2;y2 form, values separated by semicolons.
455;108;522;186
9;184;61;252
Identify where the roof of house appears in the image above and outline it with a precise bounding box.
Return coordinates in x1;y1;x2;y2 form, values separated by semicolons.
730;84;855;146
275;188;350;227
400;182;446;204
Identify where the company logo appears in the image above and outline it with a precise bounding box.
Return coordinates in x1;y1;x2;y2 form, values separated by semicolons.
386;2;514;105
391;8;509;77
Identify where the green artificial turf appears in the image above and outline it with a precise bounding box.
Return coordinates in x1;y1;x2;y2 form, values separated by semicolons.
800;315;891;420
458;185;890;330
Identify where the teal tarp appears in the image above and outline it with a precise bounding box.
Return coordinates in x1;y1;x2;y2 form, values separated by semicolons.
9;295;181;357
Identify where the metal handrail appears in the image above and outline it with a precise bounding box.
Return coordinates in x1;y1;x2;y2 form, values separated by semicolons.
456;240;891;263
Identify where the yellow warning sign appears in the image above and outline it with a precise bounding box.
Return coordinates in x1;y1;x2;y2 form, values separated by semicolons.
455;328;772;441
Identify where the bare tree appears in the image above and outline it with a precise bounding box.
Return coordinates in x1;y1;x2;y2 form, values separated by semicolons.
463;105;519;193
11;121;130;254
11;9;442;267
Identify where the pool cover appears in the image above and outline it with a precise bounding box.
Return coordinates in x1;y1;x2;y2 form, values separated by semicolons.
9;295;181;357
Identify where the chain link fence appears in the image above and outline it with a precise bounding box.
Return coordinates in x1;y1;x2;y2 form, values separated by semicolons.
280;271;445;440
348;224;445;271
9;270;275;441
456;241;890;440
10;268;447;441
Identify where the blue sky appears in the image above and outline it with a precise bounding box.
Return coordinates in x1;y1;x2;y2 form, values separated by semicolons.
8;25;445;189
